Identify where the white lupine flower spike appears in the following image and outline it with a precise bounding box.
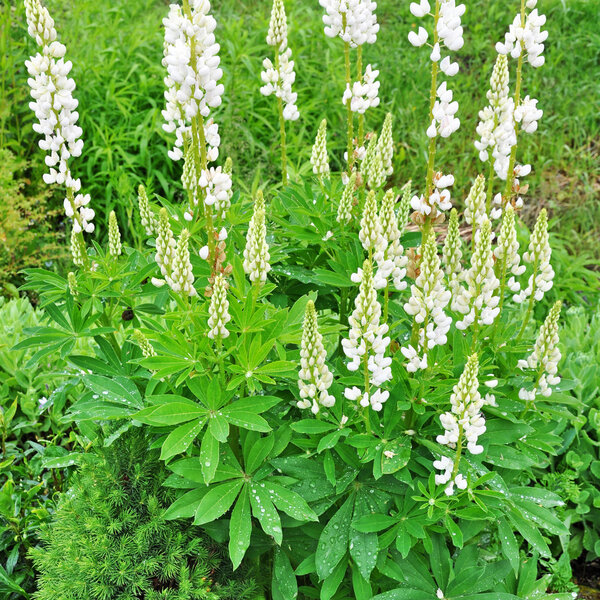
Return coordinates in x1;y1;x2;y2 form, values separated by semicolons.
310;119;330;179
453;219;500;332
343;260;392;416
297;300;335;414
378;113;394;177
243;190;271;284
435;353;485;496
24;0;93;265
518;301;562;406
464;175;487;230
138;185;156;236
357;190;389;289
402;231;452;372
207;273;231;341
319;0;379;47
337;172;356;225
267;0;288;50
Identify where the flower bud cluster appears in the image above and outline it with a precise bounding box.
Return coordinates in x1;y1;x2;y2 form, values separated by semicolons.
343;64;380;115
162;0;224;161
435;354;486;495
207;273;231;340
442;208;463;299
453;219;500;330
138;185;157;236
342;260;392;411
260;47;300;122
464;175;486;228
513;208;553;304
518;301;562;400
514;96;543;134
378;113;394;177
267;0;288;50
134;330;157;358
319;0;379;48
496;2;548;68
379;190;409;291
310;119;330;178
108;211;122;257
494;206;525;293
337;173;356;224
243;191;271;284
297;301;335;414
402;232;451;372
357;191;389;289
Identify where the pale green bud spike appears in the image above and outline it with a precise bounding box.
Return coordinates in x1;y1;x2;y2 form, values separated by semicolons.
108;211;122;257
208;273;231;340
361;134;378;183
442;208;463;280
67;272;78;299
138;184;156;236
133;329;156;358
337;173;356;224
377;113;394;177
310;119;330;178
464;175;487;227
70;229;86;267
267;0;288;49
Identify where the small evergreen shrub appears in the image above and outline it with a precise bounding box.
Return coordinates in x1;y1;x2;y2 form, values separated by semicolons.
29;432;259;600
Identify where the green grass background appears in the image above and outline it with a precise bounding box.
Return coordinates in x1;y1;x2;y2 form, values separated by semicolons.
1;0;599;257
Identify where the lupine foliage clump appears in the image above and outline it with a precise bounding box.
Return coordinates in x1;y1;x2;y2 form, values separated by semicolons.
11;0;598;598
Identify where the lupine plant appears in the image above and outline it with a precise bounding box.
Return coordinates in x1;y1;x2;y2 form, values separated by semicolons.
18;0;582;598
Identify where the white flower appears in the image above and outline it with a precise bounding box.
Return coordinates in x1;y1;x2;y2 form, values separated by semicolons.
260;47;300;121
243;190;271;283
343;64;380;114
410;1;431;18
170;229;197;297
437;0;465;52
494;205;525;293
208;273;231;340
436;354;486;495
319;0;379;47
496;7;548;68
514;95;543;134
297;301;335;414
518;301;562;401
358;190;390;289
408;26;428;47
161;0;224;161
310;119;330;177
402;232;451;370
513;209;554;304
428;82;460;139
453;219;500;330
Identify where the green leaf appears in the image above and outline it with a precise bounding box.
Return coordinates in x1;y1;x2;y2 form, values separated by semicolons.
250;483;282;544
291;420;337;434
498;518;519;574
229;396;282;413
350;495;378;580
267;481;319;522
352;513;396;533
200;431;220;484
509;486;565;508
229;485;252;570
133;399;205;426
208;414;230;442
351;566;373;600
84;375;143;409
0;564;29;598
42;453;83;469
316;496;354;580
381;439;411;474
320;557;347;600
161;420;203;461
164;488;210;520
513;499;569;536
245;434;274;474
223;411;271;432
372;590;434;600
272;548;298;600
508;509;551;557
194;479;243;525
445;516;463;549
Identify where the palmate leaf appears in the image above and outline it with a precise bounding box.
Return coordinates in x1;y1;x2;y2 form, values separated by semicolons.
250;482;283;544
133;395;206;426
160;420;204;461
200;430;220;484
193;479;244;525
272;548;298;600
228;485;252;570
316;495;354;580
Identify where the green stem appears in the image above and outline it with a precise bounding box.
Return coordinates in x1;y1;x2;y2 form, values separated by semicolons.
274;52;288;186
485;158;495;217
450;425;464;482
362;351;372;434
384;283;390;323
503;0;527;205
357;45;364;149
344;36;355;173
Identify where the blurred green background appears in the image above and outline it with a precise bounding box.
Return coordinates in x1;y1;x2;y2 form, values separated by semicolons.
1;0;599;275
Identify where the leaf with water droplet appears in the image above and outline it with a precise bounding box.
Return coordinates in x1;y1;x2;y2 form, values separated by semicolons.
193;479;243;526
250;484;282;545
229;484;251;570
316;496;354;580
200;430;220;484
